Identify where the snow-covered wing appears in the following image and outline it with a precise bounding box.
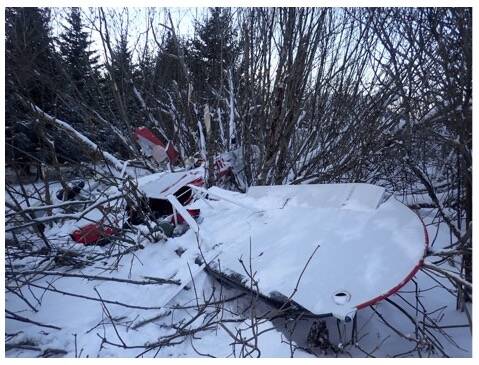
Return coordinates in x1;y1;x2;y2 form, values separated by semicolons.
246;183;385;210
196;184;426;321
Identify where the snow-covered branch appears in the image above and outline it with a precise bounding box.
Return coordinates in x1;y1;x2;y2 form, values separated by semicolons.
22;97;127;174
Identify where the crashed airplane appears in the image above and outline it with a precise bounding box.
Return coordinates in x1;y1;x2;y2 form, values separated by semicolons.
66;168;427;322
64;127;427;322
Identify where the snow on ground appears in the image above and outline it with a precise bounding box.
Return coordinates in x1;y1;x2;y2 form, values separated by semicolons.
5;177;472;357
5;236;309;357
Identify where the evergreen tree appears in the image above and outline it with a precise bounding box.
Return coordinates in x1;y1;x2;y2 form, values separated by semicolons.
154;32;186;94
110;32;134;99
102;32;139;134
6;7;60;110
5;7;63;170
58;7;99;100
136;44;156;96
189;8;238;104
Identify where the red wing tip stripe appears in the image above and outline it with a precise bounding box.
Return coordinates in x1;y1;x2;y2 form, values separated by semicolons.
355;206;429;310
